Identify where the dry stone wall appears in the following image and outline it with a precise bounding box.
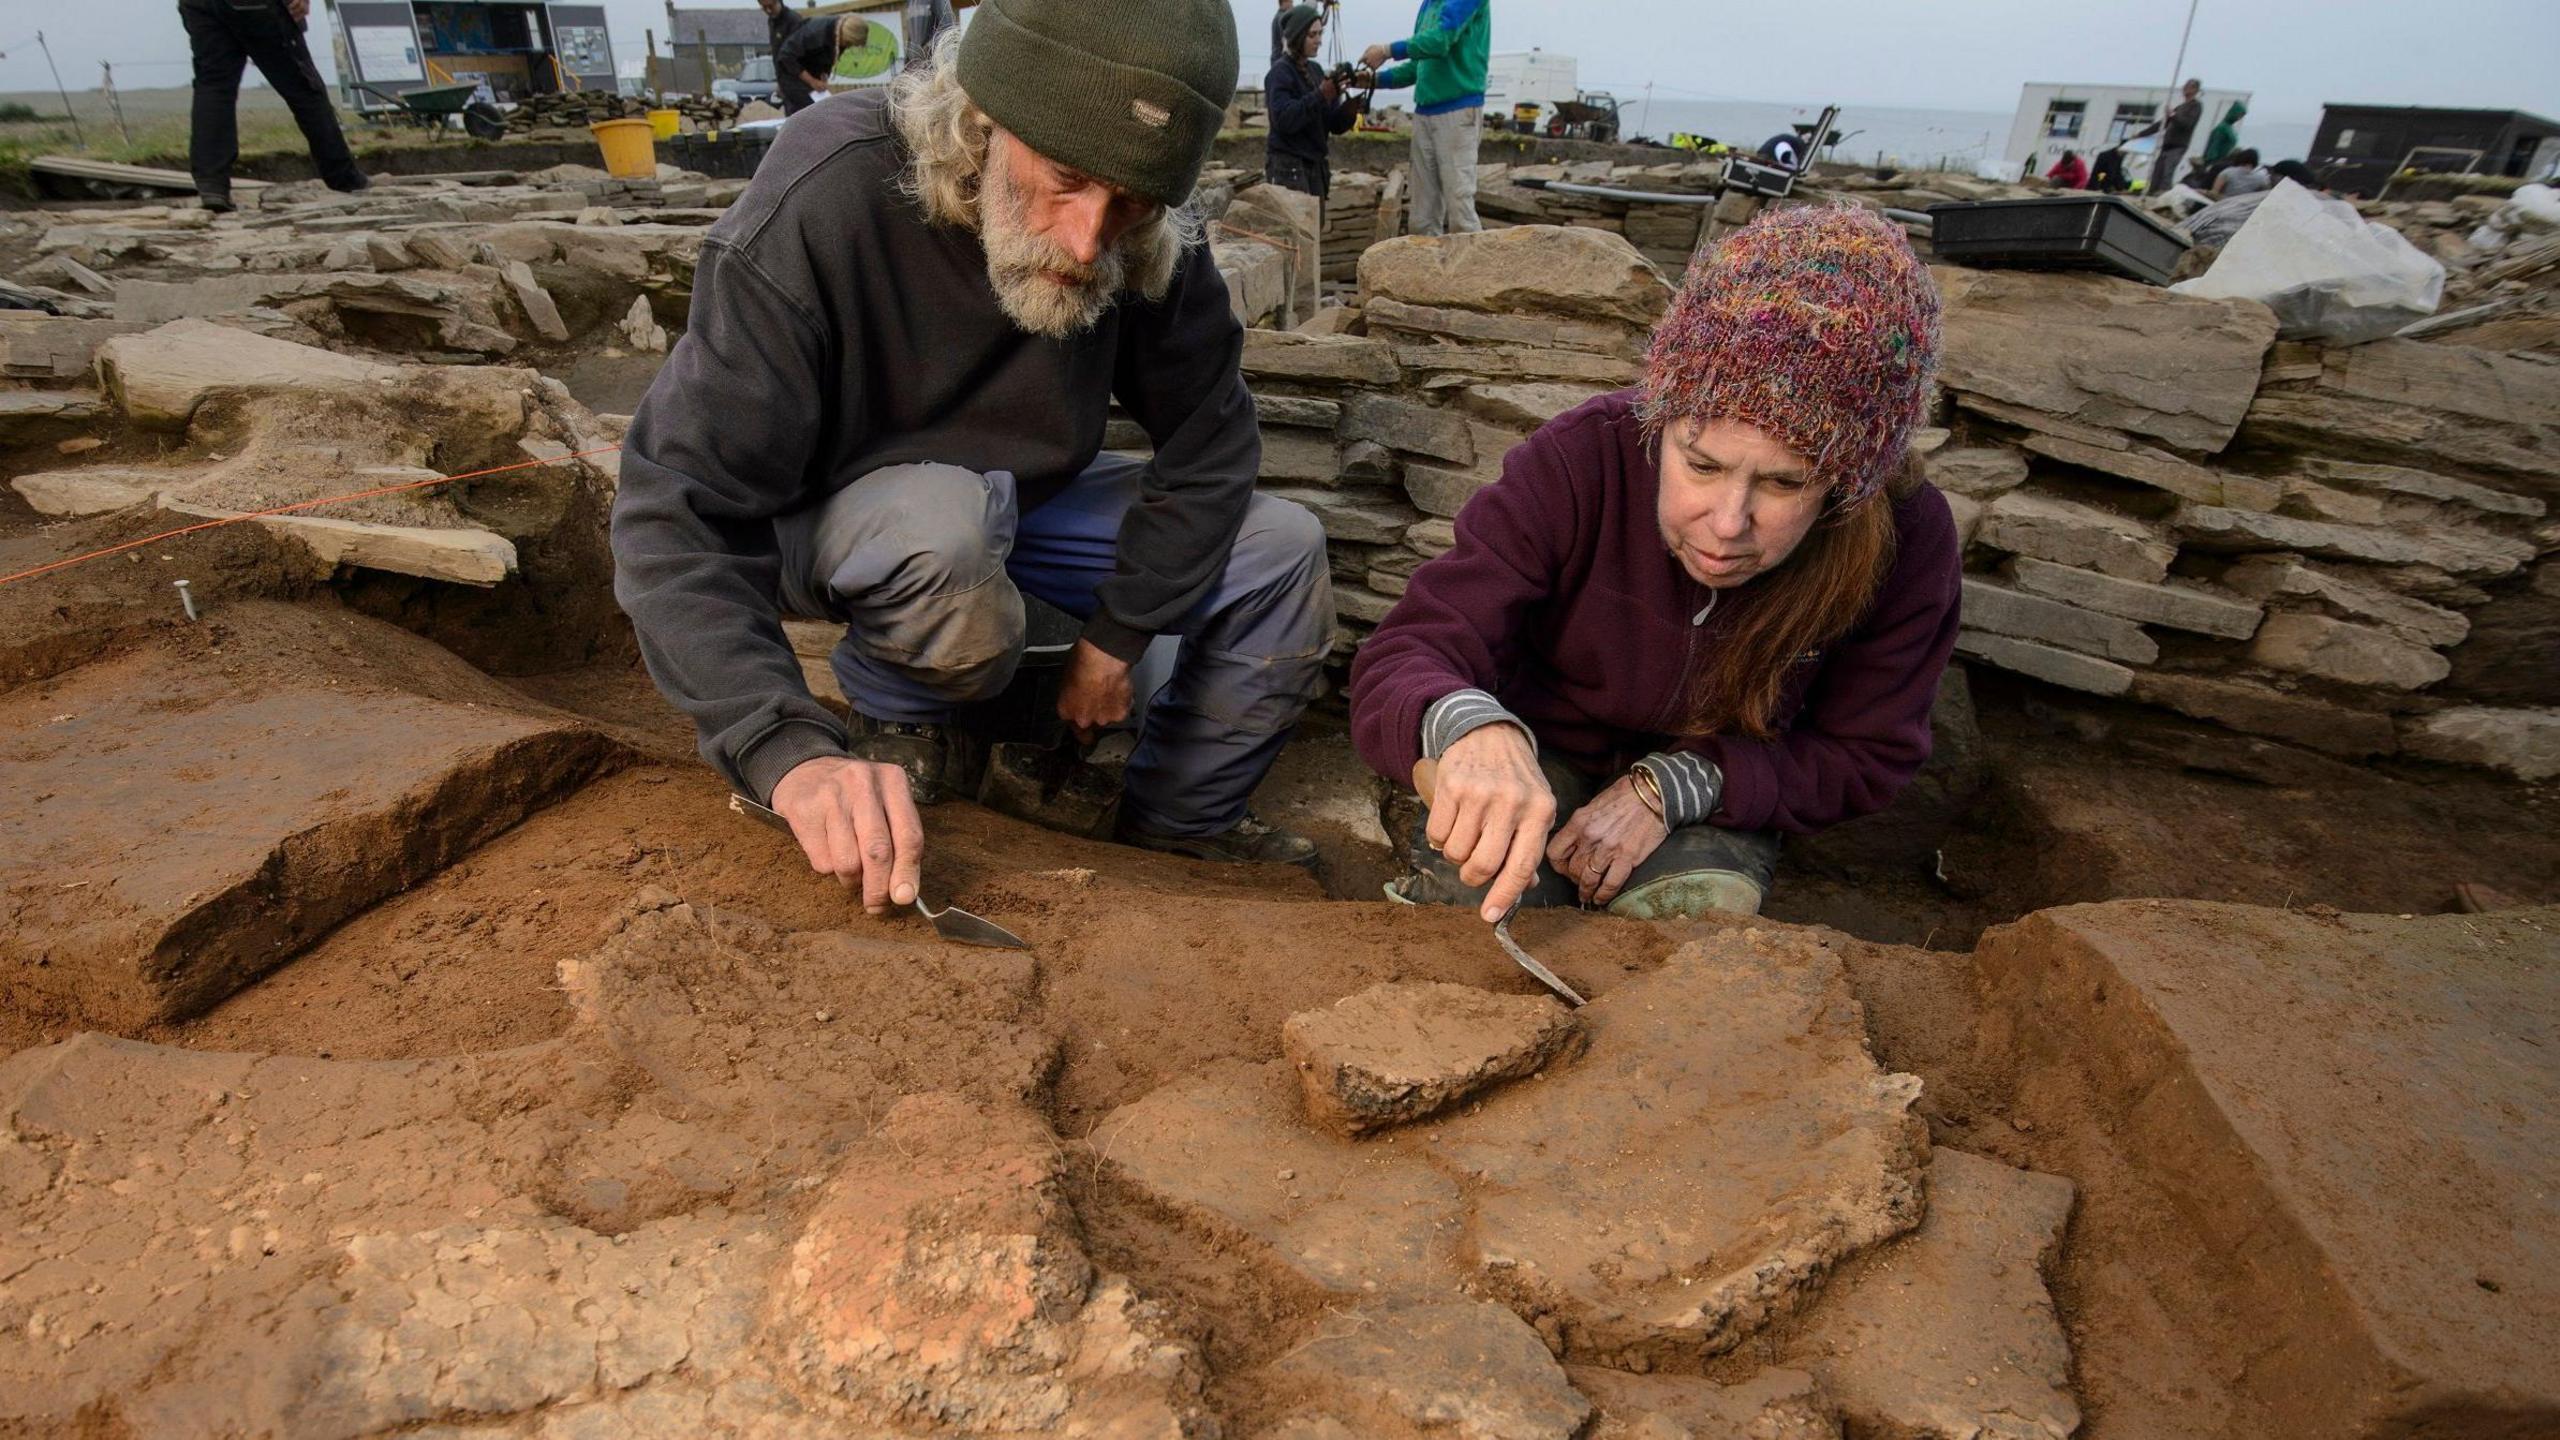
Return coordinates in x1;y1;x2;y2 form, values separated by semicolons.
1232;221;2559;779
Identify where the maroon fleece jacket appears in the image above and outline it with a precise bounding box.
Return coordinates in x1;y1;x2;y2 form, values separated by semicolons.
1349;390;1962;835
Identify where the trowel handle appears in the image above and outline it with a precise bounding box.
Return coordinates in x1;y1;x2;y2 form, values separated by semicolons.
1412;758;1438;804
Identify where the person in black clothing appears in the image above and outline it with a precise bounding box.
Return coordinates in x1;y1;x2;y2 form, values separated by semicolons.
1270;0;1293;64
758;0;816;114
2087;144;2130;193
1264;5;1359;198
778;15;846;107
180;0;367;212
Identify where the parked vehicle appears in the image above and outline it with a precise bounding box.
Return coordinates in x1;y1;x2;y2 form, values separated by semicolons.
714;56;778;104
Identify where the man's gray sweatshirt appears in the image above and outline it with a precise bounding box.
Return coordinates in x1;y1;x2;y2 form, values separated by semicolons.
609;90;1259;802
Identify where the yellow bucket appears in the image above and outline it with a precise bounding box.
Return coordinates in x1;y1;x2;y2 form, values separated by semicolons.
646;108;681;140
589;118;657;179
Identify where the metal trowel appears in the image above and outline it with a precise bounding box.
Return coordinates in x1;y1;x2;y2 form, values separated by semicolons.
727;793;1030;950
1410;760;1589;1007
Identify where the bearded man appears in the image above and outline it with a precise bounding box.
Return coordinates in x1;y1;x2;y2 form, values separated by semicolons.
611;0;1334;913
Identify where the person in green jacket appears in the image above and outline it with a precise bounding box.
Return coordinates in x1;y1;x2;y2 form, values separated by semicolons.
1361;0;1491;235
2196;98;2247;182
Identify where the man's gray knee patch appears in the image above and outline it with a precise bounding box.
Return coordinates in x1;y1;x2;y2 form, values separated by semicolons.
811;463;1015;603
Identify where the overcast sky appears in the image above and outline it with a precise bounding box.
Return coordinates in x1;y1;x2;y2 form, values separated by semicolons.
4;0;2554;125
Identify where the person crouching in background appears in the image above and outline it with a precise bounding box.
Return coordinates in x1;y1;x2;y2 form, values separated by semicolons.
1350;206;1961;922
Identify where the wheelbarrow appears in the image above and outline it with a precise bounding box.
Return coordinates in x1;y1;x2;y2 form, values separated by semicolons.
352;82;490;135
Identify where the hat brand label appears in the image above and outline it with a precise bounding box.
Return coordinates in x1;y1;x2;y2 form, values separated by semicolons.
1130;98;1171;129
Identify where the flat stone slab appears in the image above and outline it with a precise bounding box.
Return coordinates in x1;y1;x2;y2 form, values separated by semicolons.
1573;1367;1839;1439
1100;932;1928;1370
0;603;617;1026
0;894;1067;1437
1267;1300;1592;1440
1935;266;2277;454
1281;981;1582;1135
1096;1060;1467;1295
1978;901;2560;1437
1358;225;1672;327
1427;935;1930;1368
1788;1148;2080;1440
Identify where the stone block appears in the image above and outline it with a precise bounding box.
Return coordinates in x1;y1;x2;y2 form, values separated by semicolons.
1261;487;1417;544
1790;1149;2079;1440
1339;439;1397;483
1934;265;2278;453
0;314;148;380
0;604;619;1027
1260;429;1345;484
1975;903;2560;1438
1954;393;2133;451
2242;389;2558;493
1955;630;2137;696
1364;295;1646;358
1573;1368;1838;1439
1336;587;1398;625
2402;706;2560;780
1426;936;1928;1368
1924;445;2029;499
1095;1060;1467;1295
1960;577;2160;663
1342;392;1474;464
97;316;387;428
1357;224;1674;327
1978;491;2174;583
1406;461;1499;519
1944;490;1984;547
2129;671;2399;756
2248;612;2451;690
235;509;518;586
1392;343;1642;386
1458;382;1610;430
1406;517;1458;558
499;260;571;342
2278;476;2390;526
1269;1301;1591;1440
2178;504;2534;579
1280;982;1582;1136
2009;556;2263;639
2300;457;2544;520
2020;431;2283;510
2221;557;2468;648
1243;329;1400;387
1217;236;1290;327
1256;393;1343;430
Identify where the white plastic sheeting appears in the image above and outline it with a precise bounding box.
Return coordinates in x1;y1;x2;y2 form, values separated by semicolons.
2174;180;2444;345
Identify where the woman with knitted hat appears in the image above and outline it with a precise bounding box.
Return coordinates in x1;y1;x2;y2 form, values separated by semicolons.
1349;205;1961;922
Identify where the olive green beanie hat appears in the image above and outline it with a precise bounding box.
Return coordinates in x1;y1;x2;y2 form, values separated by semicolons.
956;0;1239;208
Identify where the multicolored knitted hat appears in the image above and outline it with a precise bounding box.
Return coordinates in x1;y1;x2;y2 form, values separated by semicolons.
1641;205;1941;508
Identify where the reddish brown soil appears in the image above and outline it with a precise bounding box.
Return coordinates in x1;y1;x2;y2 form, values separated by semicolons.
7;599;2555;1437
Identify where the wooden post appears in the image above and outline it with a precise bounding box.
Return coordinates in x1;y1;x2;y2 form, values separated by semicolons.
645;28;660;103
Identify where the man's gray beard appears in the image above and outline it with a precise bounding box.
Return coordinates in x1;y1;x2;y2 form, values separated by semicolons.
979;155;1126;339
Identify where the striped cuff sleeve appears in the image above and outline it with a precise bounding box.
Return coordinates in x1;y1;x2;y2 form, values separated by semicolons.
1636;751;1724;828
1421;688;1535;760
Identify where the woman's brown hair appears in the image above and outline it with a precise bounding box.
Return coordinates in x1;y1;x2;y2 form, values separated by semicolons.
1678;454;1916;740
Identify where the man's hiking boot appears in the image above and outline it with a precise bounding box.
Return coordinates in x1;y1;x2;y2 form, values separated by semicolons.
1117;811;1319;869
850;716;967;805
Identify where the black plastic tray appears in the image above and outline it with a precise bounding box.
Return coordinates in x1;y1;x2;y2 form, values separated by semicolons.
659;129;775;181
1927;196;2190;286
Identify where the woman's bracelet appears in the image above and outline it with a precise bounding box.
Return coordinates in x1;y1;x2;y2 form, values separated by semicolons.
1629;763;1667;823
